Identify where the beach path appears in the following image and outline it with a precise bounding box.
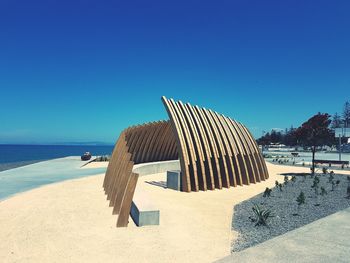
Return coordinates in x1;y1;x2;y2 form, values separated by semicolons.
0;156;106;200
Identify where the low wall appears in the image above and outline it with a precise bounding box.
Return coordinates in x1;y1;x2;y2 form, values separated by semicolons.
130;160;180;226
132;160;180;176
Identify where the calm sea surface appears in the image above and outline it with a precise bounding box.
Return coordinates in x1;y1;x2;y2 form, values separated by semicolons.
0;144;114;171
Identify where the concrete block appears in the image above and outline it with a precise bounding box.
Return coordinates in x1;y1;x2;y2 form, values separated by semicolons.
130;187;159;226
167;170;182;191
130;202;159;227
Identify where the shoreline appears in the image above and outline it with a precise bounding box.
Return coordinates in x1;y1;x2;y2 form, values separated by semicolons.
0;160;49;172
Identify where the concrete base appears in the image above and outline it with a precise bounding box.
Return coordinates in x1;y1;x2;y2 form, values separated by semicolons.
130;186;159;227
167;170;182;191
130;202;159;227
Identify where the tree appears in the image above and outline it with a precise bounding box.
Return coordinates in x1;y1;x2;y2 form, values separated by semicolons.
331;112;342;128
343;101;350;128
256;126;297;146
284;126;297;146
295;113;333;175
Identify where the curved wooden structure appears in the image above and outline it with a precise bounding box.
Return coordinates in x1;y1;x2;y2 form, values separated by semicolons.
103;97;268;227
103;121;178;227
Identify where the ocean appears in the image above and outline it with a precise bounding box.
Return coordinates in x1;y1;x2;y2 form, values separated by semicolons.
0;144;114;172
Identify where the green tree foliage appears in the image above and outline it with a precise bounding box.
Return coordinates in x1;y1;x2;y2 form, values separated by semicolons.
343;101;350;128
295;113;333;175
257;126;297;146
331;112;343;128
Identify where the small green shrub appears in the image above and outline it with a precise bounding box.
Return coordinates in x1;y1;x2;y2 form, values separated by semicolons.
296;191;306;206
311;176;320;195
296;191;306;215
278;183;283;192
263;187;272;198
322;167;328;175
291;175;297;184
251;204;274;226
320;187;327;196
311;176;320;188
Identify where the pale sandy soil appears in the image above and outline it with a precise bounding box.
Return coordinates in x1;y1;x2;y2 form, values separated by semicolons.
1;163;350;263
80;161;109;169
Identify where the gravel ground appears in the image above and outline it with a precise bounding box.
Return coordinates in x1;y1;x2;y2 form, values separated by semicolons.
231;172;350;252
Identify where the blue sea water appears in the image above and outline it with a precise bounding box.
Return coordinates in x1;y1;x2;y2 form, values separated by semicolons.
0;144;114;171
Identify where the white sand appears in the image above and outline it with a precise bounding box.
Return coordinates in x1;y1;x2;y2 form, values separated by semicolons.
80;161;109;169
1;163;350;263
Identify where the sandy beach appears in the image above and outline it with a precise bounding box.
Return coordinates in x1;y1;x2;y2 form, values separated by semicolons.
1;162;350;263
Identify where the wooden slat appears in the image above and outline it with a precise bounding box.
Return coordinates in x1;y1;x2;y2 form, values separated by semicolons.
161;96;191;192
187;103;215;190
171;99;198;191
225;117;249;185
230;119;256;184
221;116;243;186
179;101;207;191
116;173;139;227
240;124;269;179
215;113;237;187
211;111;235;187
236;122;261;182
203;108;229;188
195;106;222;189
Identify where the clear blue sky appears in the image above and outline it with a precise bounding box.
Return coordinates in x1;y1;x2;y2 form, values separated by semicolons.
0;0;349;144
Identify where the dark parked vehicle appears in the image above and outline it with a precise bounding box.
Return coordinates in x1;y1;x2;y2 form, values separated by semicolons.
81;152;92;161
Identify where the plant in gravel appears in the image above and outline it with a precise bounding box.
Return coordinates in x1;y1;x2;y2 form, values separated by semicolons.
291;175;297;185
278;183;283;192
296;191;306;215
320;187;327;196
275;180;279;188
302;162;305;166
251;204;274;226
336;180;340;187
331;180;340;191
263;187;272;198
328;172;334;183
322;167;328;175
311;176;320;195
